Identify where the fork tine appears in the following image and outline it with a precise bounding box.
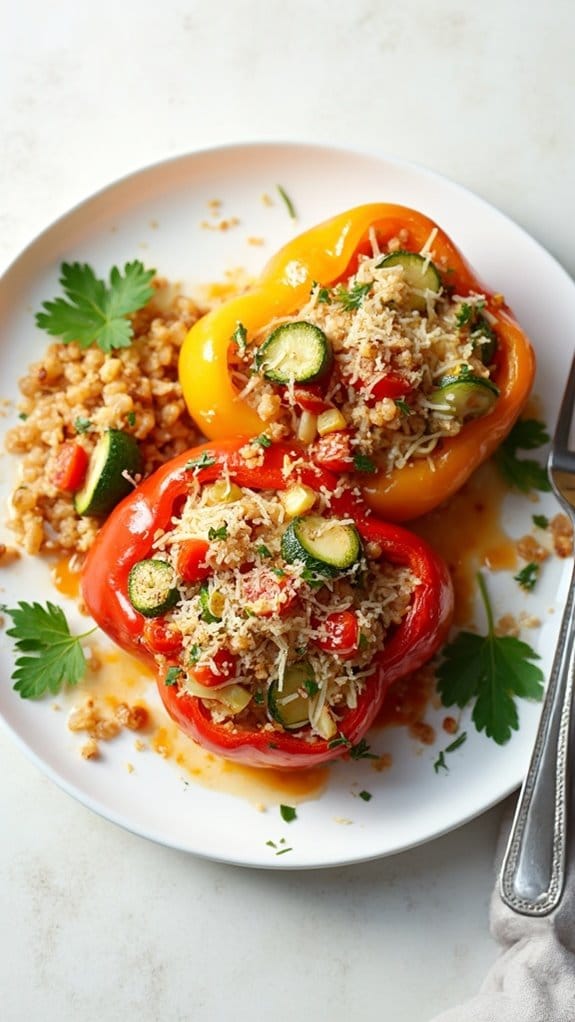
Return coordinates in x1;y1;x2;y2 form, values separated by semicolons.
552;352;575;454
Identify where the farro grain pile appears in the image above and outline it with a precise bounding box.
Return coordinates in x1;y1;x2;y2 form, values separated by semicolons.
5;281;203;556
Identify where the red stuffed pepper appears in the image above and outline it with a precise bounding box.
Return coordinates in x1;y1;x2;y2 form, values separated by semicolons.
81;438;453;768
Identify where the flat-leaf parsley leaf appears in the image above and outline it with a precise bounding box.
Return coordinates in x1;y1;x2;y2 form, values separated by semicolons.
36;261;155;353
494;419;551;493
3;601;96;699
436;574;544;744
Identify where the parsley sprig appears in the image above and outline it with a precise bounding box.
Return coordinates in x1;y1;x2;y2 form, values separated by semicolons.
437;574;544;745
494;419;551;493
36;261;155;353
3;602;96;699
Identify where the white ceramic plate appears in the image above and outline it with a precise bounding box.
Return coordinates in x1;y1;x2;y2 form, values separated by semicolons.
0;142;573;869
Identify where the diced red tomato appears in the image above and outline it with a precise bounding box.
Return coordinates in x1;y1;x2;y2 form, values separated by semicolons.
192;649;238;688
315;610;360;659
241;568;297;617
176;539;211;583
292;385;331;415
143;619;183;655
52;442;89;492
350;372;413;405
311;431;354;473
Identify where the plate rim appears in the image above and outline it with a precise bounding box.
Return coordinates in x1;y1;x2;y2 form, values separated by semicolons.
0;139;571;868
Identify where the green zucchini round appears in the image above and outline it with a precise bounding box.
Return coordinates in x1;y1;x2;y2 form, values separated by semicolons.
255;321;333;384
281;515;362;577
268;661;315;730
74;429;142;517
377;251;442;311
128;559;179;618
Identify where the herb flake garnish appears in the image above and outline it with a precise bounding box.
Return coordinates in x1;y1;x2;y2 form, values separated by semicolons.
532;514;549;529
254;434;272;448
74;416;93;434
394;398;411;417
36;261;155;353
165;666;183;687
335;281;372;311
433;731;467;774
437;574;544;745
514;562;540;591
257;544;272;559
208;524;228;541
353;453;377;474
276;185;297;220
359;790;372;802
280;804;297;823
232;321;248;353
186;451;217;472
3;601;96;699
494;419;551;493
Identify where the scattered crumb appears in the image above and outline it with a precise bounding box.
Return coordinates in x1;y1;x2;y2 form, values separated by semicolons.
134;739;146;752
516;535;549;563
200;217;240;232
247;236;265;246
519;611;541;629
334;817;353;826
495;613;520;638
0;543;21;566
550;513;574;558
52;703;61;712
149;219;159;230
126;762;134;774
254;803;267;813
81;739;99;760
261;193;274;207
409;721;435;745
442;716;458;735
372;753;393;772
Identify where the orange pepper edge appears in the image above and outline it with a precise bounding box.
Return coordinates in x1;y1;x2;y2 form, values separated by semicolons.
179;204;536;520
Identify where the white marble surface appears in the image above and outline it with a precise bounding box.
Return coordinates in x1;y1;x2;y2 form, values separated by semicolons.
1;2;574;1019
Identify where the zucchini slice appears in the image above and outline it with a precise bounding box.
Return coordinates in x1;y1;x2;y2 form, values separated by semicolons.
377;251;441;311
185;678;252;715
428;372;499;419
199;583;224;623
128;559;179;618
74;429;142;517
255;321;333;384
281;515;362;577
268;661;314;730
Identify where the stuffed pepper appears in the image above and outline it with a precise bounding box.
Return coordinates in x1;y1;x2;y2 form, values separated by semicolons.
81;438;453;768
179;204;535;520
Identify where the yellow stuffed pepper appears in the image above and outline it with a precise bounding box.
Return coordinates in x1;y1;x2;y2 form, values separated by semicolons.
179;204;535;520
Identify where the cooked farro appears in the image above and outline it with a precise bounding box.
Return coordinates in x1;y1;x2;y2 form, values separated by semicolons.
5;281;203;556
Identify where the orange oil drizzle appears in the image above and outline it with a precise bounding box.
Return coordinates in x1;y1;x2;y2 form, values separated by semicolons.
80;647;327;806
51;556;82;599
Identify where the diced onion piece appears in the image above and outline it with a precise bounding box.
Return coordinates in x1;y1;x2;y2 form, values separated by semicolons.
297;410;318;443
204;480;243;505
317;409;347;436
185;678;252;714
314;706;338;740
280;484;316;518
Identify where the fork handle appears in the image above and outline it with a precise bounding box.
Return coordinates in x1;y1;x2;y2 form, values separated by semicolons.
499;561;575;916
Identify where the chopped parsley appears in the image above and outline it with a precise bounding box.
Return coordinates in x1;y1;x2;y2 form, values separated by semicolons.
208;524;228;541
257;544;272;558
433;731;468;774
280;804;297;823
74;416;93;434
165;666;183;687
304;679;319;697
186;451;217;472
358;790;372;802
394;398;411;417
353;453;377;474
335;281;372;311
276;184;296;220
126;410;136;427
254;433;272;448
532;514;549;529
188;645;201;664
313;282;332;305
328;734;378;760
232;321;248;353
514;561;540;591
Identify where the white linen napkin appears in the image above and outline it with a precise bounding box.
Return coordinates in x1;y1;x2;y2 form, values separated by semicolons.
430;802;575;1022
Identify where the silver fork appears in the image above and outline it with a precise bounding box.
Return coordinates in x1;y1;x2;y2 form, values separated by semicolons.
499;353;575;916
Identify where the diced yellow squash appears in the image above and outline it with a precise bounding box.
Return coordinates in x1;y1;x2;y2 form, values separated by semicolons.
317;409;347;435
280;484;316;518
